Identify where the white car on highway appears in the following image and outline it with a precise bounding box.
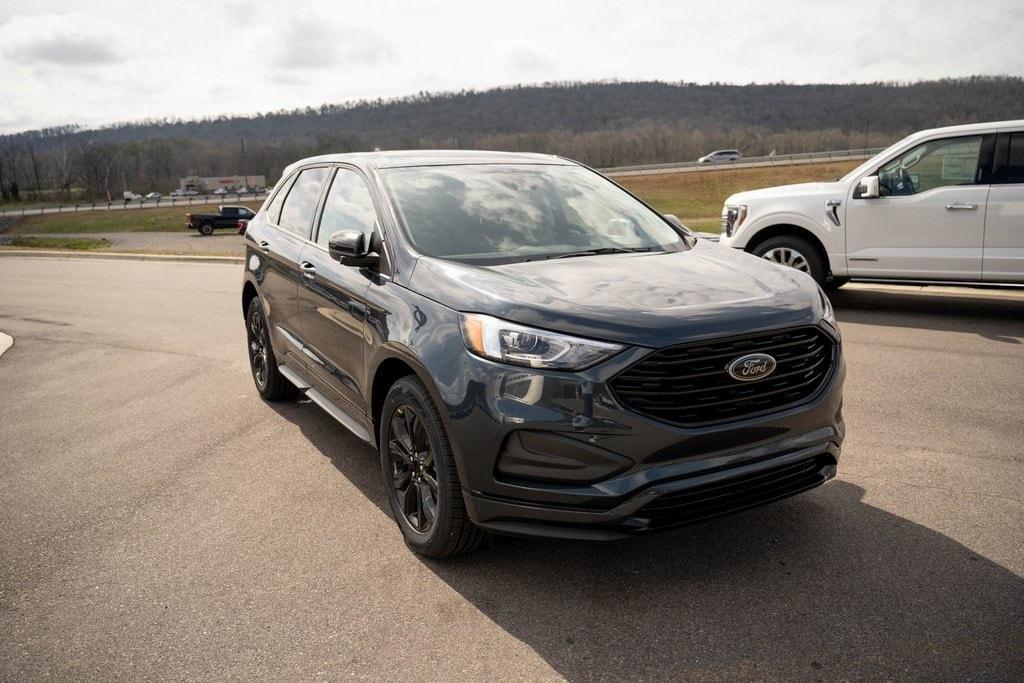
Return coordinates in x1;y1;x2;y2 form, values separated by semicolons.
719;120;1024;286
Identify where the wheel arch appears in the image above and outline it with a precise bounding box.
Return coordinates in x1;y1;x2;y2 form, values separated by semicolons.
368;350;451;452
241;280;259;316
745;224;831;276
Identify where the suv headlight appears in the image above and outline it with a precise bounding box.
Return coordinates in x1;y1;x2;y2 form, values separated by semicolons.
461;313;624;370
722;204;747;237
818;287;838;330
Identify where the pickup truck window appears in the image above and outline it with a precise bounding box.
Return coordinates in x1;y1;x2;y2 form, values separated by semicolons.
992;132;1024;184
278;168;328;238
316;168;378;247
878;136;982;196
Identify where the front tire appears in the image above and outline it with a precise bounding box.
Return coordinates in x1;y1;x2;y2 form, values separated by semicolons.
752;235;828;286
379;376;485;558
245;296;297;401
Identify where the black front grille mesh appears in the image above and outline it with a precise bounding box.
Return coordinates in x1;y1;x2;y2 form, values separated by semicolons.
635;454;834;529
610;327;835;427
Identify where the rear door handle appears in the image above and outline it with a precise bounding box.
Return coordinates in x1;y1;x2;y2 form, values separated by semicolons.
258;240;272;253
299;261;317;280
945;202;978;210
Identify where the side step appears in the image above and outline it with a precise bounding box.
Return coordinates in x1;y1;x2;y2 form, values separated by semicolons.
277;364;372;443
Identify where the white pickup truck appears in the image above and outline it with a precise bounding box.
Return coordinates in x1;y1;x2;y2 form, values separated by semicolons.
719;120;1024;287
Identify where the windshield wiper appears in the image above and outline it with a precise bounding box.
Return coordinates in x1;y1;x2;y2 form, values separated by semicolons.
548;246;654;260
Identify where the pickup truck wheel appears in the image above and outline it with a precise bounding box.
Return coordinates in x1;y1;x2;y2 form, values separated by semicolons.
380;376;486;558
752;236;827;286
199;222;214;236
245;296;298;401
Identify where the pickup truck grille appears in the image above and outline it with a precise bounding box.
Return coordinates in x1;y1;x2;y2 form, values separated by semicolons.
610;327;835;427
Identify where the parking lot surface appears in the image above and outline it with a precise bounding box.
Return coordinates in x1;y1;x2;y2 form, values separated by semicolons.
1;257;1021;680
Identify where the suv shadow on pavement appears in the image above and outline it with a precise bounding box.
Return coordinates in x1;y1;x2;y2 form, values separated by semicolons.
831;288;1024;344
267;400;1023;681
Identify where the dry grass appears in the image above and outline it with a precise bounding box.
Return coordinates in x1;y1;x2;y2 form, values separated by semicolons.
619;161;860;229
6;201;263;234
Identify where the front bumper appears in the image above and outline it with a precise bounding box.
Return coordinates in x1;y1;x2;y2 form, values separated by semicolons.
440;325;846;540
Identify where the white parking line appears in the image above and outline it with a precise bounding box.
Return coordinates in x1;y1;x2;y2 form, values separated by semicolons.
0;332;12;358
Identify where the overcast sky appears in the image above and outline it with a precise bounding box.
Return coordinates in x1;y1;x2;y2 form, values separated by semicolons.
1;0;1021;134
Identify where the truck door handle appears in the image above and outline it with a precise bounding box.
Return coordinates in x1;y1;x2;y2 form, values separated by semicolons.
945;203;977;210
299;261;317;280
258;240;272;253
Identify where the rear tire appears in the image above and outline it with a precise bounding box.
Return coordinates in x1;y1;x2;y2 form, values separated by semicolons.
379;376;486;559
245;296;298;401
199;223;214;236
752;235;828;286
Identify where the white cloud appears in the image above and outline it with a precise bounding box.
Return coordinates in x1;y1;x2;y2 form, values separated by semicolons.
0;13;124;65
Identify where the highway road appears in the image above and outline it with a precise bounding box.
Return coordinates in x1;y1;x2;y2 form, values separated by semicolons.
0;257;1021;680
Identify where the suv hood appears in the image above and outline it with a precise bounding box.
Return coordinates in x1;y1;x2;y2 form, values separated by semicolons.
408;241;826;348
727;180;847;204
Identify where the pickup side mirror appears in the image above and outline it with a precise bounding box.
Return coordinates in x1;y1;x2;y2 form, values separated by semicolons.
854;176;880;199
329;230;379;268
664;213;693;234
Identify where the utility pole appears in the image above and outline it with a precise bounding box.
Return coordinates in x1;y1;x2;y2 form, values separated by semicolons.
241;138;248;190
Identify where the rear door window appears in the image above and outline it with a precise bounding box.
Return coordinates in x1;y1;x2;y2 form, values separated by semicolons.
265;173;296;225
993;132;1024;184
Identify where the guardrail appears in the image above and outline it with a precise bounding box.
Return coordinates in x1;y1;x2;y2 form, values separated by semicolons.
601;147;886;176
0;146;888;217
0;192;268;218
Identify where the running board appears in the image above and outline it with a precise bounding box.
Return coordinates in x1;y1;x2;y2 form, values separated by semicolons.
277;363;372;442
305;388;373;443
277;364;311;390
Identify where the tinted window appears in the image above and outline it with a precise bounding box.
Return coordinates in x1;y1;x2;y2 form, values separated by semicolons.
993;132;1024;184
381;164;686;265
264;173;296;225
316;169;379;248
878;136;982;196
278;167;328;237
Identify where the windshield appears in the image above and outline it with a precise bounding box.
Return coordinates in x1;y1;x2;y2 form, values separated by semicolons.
380;164;688;265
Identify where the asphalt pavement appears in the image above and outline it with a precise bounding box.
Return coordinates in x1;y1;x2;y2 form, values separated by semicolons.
0;257;1021;681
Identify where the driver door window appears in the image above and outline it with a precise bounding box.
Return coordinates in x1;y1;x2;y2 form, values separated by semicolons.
316;168;379;248
878;136;982;196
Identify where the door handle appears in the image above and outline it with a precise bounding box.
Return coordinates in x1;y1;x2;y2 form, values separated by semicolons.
258;240;271;253
945;203;978;210
299;261;317;280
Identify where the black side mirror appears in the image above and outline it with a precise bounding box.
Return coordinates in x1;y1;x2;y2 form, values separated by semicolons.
329;230;380;268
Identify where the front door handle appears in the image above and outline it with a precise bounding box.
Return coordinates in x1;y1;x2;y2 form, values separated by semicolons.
258;240;272;253
299;261;317;280
945;202;978;211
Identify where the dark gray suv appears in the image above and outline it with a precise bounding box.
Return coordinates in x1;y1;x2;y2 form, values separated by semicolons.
241;151;845;558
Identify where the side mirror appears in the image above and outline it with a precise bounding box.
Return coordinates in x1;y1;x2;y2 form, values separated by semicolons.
328;230;379;268
664;214;691;233
854;176;880;199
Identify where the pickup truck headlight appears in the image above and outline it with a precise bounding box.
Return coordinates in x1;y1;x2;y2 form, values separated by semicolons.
722;204;747;237
461;313;624;370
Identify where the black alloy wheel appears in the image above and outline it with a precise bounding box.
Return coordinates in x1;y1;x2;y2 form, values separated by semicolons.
387;404;439;534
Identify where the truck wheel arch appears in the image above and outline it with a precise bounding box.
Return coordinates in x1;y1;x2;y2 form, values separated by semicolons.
745;224;831;275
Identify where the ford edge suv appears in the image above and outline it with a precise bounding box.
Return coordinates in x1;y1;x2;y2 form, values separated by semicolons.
241;151;845;558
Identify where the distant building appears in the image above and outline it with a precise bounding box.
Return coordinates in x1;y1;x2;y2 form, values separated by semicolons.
179;175;267;193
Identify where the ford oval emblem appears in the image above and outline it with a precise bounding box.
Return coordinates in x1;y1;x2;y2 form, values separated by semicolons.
727;353;777;381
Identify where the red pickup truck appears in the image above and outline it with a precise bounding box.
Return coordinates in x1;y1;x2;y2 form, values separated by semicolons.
186;205;256;236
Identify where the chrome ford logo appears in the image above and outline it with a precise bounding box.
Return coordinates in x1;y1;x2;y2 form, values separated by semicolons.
727;353;777;381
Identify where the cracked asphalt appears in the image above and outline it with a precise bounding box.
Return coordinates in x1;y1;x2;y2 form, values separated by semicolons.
0;257;1021;681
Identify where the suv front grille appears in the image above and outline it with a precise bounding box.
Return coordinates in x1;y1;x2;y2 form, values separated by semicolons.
610;326;835;427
